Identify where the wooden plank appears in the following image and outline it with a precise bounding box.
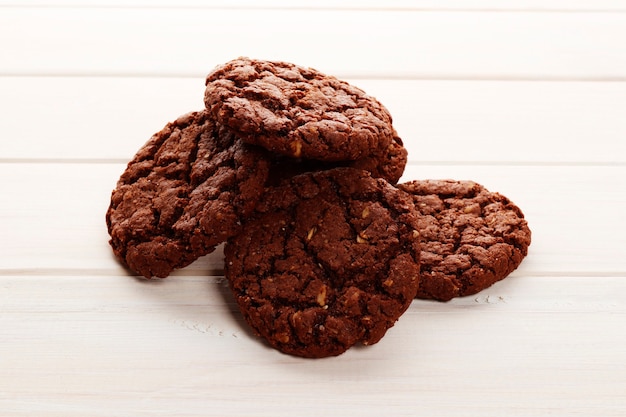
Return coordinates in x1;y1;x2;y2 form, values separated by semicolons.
0;274;625;416
2;77;626;163
0;77;205;161
2;0;626;12
0;163;624;276
2;8;626;79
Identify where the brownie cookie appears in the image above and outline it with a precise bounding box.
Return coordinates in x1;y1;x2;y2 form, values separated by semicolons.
204;57;395;162
397;180;531;301
225;168;421;358
106;110;270;278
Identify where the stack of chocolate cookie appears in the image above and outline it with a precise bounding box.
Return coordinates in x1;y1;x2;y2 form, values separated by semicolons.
106;58;531;358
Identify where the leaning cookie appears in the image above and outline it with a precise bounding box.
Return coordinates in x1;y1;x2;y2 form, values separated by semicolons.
205;57;395;162
397;180;531;301
106;110;270;278
225;168;421;358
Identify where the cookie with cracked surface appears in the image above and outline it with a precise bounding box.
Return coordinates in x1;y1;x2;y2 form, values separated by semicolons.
204;57;395;162
224;167;421;358
106;110;270;278
397;179;531;301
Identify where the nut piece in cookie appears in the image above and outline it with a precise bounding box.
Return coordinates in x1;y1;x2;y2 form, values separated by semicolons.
205;57;395;162
398;179;532;301
225;168;421;358
106;110;270;278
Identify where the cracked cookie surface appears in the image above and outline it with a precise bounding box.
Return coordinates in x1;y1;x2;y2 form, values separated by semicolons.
398;179;532;301
106;110;270;278
224;168;421;358
204;57;395;162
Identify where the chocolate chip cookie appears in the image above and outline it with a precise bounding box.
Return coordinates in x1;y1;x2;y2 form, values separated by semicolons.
397;179;531;301
106;110;270;278
224;168;421;358
204;57;395;162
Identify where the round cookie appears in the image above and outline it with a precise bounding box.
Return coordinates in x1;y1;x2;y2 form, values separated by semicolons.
204;57;395;162
106;110;270;278
397;179;532;301
224;168;421;358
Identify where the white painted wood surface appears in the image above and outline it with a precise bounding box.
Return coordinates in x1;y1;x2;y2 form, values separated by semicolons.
1;2;625;416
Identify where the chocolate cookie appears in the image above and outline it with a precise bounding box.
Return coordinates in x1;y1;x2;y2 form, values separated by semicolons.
204;57;395;162
224;168;421;358
106;110;270;278
397;180;531;301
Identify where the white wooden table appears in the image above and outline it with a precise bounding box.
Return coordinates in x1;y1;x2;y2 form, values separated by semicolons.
1;1;625;416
